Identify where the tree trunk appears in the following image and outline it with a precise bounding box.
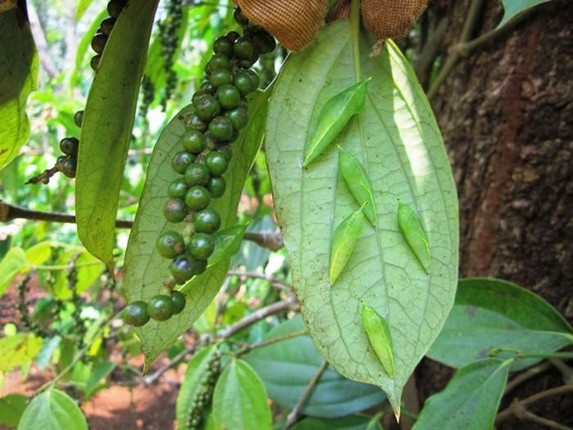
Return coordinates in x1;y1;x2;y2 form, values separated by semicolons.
417;0;573;427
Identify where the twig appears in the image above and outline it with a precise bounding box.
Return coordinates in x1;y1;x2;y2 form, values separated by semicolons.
513;406;572;430
243;230;284;252
227;270;292;291
236;329;308;357
218;297;298;339
496;384;573;423
549;359;573;384
504;362;551;395
143;342;199;385
284;360;329;430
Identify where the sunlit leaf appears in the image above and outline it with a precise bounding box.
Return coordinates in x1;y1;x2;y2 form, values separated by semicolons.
265;21;458;411
0;334;42;372
18;389;88;430
76;0;159;267
0;8;38;171
125;91;269;368
497;0;552;29
0;247;26;297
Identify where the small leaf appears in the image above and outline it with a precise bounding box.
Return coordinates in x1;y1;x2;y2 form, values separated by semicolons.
329;207;365;284
303;79;370;166
497;0;552;29
76;0;159;267
212;360;272;430
18;389;88;430
246;316;385;418
0;9;39;171
176;346;218;430
428;278;573;370
413;359;510;430
85;361;116;398
0;394;27;427
338;148;377;225
397;202;431;273
0;247;26;297
24;242;52;266
362;303;394;378
208;224;247;270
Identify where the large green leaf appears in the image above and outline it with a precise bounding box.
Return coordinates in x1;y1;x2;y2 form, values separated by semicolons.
0;8;38;171
428;278;573;370
76;0;159;267
246;316;385;418
18;389;88;430
212;359;272;430
497;0;552;29
125;91;269;368
413;359;510;430
265;21;458;411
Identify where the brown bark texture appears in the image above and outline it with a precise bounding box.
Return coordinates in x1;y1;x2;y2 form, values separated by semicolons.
416;0;573;427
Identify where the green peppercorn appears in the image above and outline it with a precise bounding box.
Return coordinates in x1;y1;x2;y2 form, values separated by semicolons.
208;116;234;142
185;185;211;211
185;112;208;132
225;106;248;130
73;110;84;128
147;294;174;321
193;94;221;121
156;230;186;258
91;33;108;55
207;176;226;198
122;301;150;327
226;31;240;42
163;199;188;223
170;255;207;284
171;151;195;174
187;233;215;260
233;71;257;96
233;37;256;61
233;7;250;27
245;69;260;91
90;55;101;71
206;54;231;74
182;130;207;154
216;84;241;110
107;0;127;19
59;137;79;157
184;163;210;187
209;69;234;88
167;178;189;199
205;151;229;176
249;29;277;55
170;291;186;315
213;36;233;56
100;17;116;36
194;208;221;234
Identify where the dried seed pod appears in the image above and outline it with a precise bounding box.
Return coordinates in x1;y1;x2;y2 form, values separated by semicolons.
361;0;427;41
234;0;328;51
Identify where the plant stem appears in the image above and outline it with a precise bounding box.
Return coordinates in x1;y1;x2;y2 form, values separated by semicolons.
236;329;308;357
350;0;361;81
496;384;573;423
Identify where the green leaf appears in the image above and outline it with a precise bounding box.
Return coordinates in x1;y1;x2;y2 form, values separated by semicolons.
303;79;370;166
0;247;26;297
18;389;88;430
0;394;27;427
75;0;96;21
329;207;365;284
245;316;385;418
397;202;431;273
362;303;394;378
24;242;52;266
125;90;269;368
85;361;116;398
413;359;510;430
428;278;573;370
176;346;218;430
212;360;272;430
0;334;42;372
76;0;159;267
0;8;38;171
292;416;380;430
265;21;459;411
497;0;552;29
338;148;377;225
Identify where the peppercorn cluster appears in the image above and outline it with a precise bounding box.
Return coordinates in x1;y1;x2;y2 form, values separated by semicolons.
122;9;276;327
185;351;221;430
158;0;183;107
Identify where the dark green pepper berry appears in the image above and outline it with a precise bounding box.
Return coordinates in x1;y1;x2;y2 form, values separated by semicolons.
207;176;226;198
184;112;208;132
163;199;188;223
169;255;207;284
91;33;108;55
107;0;127;18
206;54;231;74
233;71;257;96
171;151;195;174
213;36;233;56
59;137;79;157
209;69;234;88
226;31;240;42
249;29;276;55
208;116;234;142
147;294;174;321
187;233;215;261
156;230;186;258
233;7;250;27
167;178;189;199
184;163;210;187
194;208;221;234
170;291;186;315
216;84;241;110
90;55;101;71
205;151;229;176
182;130;207;154
193;94;221;121
185;185;211;211
100;17;116;36
233;37;256;61
73;110;84;128
122;301;150;327
225;106;248;130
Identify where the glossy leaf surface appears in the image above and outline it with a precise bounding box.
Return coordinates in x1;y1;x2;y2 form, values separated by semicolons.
265;21;459;409
76;0;159;267
125;92;269;368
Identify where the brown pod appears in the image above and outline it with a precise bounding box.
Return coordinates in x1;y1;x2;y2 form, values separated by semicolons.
235;0;328;52
361;0;427;41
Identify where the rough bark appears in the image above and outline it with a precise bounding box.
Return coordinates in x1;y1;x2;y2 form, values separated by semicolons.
417;0;573;427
